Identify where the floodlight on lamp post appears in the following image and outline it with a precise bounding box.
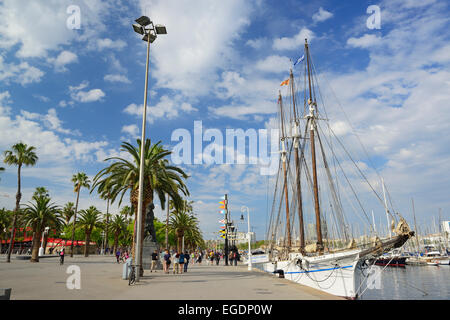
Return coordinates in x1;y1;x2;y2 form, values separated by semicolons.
241;206;252;271
132;16;167;283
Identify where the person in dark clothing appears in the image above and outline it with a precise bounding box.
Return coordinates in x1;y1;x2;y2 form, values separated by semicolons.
215;251;220;265
150;250;159;272
184;251;190;272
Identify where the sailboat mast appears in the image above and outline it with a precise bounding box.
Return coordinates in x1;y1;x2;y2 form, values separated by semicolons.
290;68;305;251
382;178;391;238
279;91;292;249
305;38;323;252
412;198;420;254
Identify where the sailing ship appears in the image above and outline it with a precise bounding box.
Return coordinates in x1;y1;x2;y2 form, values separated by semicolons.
254;39;415;299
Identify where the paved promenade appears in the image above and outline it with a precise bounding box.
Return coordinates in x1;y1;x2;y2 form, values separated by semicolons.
0;255;341;300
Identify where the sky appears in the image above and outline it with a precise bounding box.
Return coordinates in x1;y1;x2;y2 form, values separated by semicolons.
0;0;449;241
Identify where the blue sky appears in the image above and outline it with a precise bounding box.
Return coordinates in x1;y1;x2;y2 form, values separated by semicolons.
0;0;449;241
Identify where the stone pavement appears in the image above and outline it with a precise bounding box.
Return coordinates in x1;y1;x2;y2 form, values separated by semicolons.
0;255;342;300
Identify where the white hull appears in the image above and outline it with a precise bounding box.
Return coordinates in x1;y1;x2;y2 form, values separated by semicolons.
254;250;363;299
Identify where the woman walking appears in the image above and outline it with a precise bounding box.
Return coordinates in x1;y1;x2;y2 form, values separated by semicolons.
59;248;65;265
163;249;171;274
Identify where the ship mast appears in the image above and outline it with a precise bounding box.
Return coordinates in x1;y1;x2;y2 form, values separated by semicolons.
279;91;291;249
305;38;323;253
289;68;305;252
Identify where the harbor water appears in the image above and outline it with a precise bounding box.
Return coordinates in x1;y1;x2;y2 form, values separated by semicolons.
358;265;450;300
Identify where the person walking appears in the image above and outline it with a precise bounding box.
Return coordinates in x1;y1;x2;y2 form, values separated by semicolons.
215;251;220;265
163;249;171;274
183;250;190;272
178;251;185;274
115;249;121;263
59;248;65;265
151;249;159;272
173;251;180;274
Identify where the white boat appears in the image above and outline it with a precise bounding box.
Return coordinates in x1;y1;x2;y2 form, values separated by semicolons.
422;251;449;266
257;39;415;299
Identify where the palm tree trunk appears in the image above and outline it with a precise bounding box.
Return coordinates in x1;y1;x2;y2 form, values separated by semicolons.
30;227;41;262
113;233;119;254
70;188;80;257
6;164;21;263
84;231;90;257
105;197;110;252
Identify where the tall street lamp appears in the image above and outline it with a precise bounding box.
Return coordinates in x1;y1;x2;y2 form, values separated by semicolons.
132;16;167;282
240;206;252;271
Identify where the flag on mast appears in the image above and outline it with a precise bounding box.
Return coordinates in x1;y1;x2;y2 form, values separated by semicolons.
293;54;305;66
280;79;289;86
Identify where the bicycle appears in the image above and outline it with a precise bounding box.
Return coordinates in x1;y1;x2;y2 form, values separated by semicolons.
128;264;136;285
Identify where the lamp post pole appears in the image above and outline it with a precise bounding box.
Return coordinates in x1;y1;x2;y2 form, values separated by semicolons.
241;206;252;271
132;16;167;282
39;227;49;257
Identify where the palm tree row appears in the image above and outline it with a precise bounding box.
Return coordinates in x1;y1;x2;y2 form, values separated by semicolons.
2;139;203;269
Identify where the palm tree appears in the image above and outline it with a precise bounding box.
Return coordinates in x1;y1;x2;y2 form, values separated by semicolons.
62;202;75;226
120;205;133;221
23;195;62;262
69;172;90;257
109;214;126;254
169;200;200;252
3;142;38;262
92;139;189;275
33;187;49;199
77;206;102;257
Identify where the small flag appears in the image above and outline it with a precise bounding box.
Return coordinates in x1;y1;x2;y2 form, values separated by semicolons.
219;219;225;223
219;210;225;214
280;79;289;86
294;54;305;66
219;205;225;209
219;200;226;205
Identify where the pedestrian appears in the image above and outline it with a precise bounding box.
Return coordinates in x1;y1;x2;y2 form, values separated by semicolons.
163;249;171;274
229;252;234;266
151;249;159;272
197;252;202;264
116;249;121;263
233;251;238;266
173;251;180;274
59;248;65;265
178;251;185;274
209;251;215;265
215;251;220;265
184;251;190;272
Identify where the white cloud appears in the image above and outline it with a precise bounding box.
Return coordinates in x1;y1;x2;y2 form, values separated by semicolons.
273;28;314;51
104;74;131;83
254;55;291;73
0;56;44;85
347;34;382;48
138;0;252;97
96;38;127;51
0;0;111;58
121;124;140;138
69;81;105;103
312;7;333;23
124;95;198;123
50;50;78;72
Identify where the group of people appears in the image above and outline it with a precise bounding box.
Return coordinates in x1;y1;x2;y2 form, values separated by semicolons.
115;249;130;263
160;249;191;274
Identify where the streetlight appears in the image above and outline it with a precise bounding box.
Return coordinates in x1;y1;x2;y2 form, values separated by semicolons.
240;206;252;271
132;16;167;282
39;227;50;257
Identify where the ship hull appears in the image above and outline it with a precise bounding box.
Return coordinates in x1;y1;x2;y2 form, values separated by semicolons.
374;257;406;267
254;250;363;299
